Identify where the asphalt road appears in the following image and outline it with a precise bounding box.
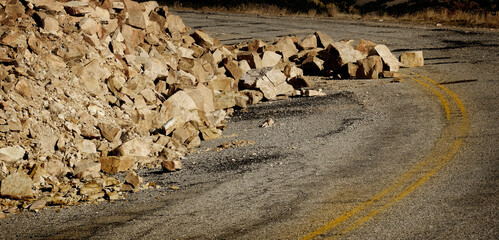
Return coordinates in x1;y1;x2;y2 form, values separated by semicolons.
1;11;498;239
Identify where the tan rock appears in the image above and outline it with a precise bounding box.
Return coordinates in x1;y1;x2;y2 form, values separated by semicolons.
303;89;326;97
215;91;237;110
100;156;136;173
261;51;282;68
324;42;364;71
127;8;147;29
223;58;243;81
161;160;182;172
298;34;317;50
191;30;214;50
256;78;277;100
382;71;403;78
237;52;263;69
356;39;377;57
235;93;250;109
247;39;266;52
172;122;198;144
64;1;91;16
125;170;142;189
0;172;33;199
29;199;46;212
74;160;101;179
199;126;222;140
14;79;31;99
357;56;383;79
166;14;189;39
283;64;304;79
315;31;334;48
345;62;359;78
0;146;25;163
400;51;424;68
271;36;298;60
370;45;401;72
41;16;60;35
98;123;122;142
119;138;152;157
240;90;264;105
76;140;97;154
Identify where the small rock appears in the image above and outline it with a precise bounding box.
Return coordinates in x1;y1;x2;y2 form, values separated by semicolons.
261;118;275;128
29;200;46;212
400;51;424;68
161;160;182;172
0;172;33;199
0;146;25;163
125;171;142;189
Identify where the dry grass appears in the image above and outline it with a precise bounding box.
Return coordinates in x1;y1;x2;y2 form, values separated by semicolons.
170;2;499;29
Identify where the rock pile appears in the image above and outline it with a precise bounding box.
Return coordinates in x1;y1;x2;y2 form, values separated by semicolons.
0;0;422;214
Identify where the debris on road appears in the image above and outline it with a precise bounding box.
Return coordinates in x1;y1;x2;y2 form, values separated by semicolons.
261;118;275;128
0;0;423;214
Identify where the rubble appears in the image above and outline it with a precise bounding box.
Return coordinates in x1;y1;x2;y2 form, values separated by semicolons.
0;0;419;214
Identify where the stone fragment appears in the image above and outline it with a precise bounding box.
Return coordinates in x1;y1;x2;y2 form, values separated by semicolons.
400;51;424;68
98;123;122;142
41;16;60;35
223;58;243;81
315;31;334;48
270;36;298;60
125;171;142;189
382;71;403;78
283;64;304;79
370;45;401;72
247;39;266;52
261;51;282;68
357;56;383;79
127;8;147;29
0;146;25;163
298;34;317;50
76;140;97;154
74;161;101;179
15;79;31;99
237;52;263;69
100;156;136;174
356;39;377;57
191;30;214;50
240;90;264;105
301;55;324;74
261;118;275;128
324;42;364;71
29;200;46;212
166;14;189;39
119;138;152;158
0;172;33;199
64;1;91;16
303;89;327;97
161;160;182;172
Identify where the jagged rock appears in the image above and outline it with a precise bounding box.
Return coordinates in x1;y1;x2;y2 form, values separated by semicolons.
191;30;215;50
237;52;263;69
161;160;182;172
298;34;317;50
356;39;377;57
64;1;92;16
357;56;383;79
125;170;142;189
324;42;364;71
247;39;266;52
223;58;243;81
0;172;33;199
382;71;403;78
400;51;424;68
119;138;152;158
100;156;136;173
370;44;401;72
0;146;25;163
74;160;101;179
261;51;282;68
315;31;334;48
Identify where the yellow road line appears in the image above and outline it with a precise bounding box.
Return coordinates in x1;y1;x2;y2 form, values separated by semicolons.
302;72;468;240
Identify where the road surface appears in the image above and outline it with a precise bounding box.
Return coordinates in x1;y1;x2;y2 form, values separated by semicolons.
1;11;498;240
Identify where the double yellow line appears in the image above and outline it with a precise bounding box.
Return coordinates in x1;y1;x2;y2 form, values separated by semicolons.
302;71;468;239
